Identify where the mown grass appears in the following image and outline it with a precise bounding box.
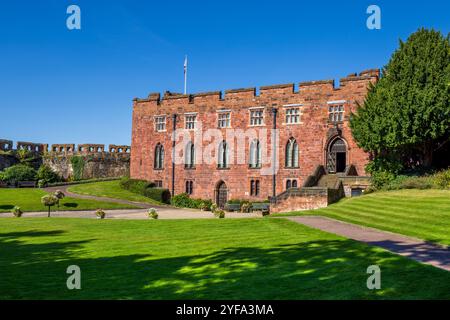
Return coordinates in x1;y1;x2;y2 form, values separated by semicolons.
0;188;138;213
275;189;450;246
68;180;162;205
0;218;449;300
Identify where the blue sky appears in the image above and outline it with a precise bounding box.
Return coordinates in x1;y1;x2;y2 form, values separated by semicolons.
1;0;449;147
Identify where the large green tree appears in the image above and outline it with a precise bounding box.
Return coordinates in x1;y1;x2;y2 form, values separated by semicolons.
351;28;450;170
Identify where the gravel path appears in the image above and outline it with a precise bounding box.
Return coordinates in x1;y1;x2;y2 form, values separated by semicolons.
287;216;450;272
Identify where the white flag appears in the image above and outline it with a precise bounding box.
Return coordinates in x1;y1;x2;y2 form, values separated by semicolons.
184;56;188;74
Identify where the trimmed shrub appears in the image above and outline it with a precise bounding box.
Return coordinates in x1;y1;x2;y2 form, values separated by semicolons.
95;209;106;219
214;209;225;219
41;194;59;217
12;206;23;217
143;188;171;204
171;193;212;209
0;164;37;183
148;208;158;219
120;177;156;194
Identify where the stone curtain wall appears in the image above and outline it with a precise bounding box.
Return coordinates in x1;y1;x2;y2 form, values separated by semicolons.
0;140;131;180
44;153;130;180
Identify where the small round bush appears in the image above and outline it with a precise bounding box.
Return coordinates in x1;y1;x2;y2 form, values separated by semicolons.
95;209;106;219
148;208;158;219
12;206;23;217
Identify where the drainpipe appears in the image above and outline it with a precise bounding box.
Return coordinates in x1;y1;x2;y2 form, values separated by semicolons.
171;114;177;197
272;108;278;202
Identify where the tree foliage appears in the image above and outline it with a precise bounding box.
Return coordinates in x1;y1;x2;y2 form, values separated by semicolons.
351;28;450;171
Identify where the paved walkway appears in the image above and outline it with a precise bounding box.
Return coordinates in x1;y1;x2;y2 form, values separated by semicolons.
287;216;450;272
2;185;261;220
44;185;156;209
1;208;261;219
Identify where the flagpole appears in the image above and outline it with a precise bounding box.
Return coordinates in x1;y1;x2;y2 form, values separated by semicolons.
184;55;188;95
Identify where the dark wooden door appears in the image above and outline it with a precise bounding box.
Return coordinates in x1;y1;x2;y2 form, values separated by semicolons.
327;138;346;173
216;182;228;208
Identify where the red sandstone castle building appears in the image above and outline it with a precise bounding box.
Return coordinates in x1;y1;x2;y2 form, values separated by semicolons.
131;69;379;209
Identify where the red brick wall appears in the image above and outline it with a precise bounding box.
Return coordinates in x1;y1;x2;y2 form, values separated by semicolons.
131;70;379;202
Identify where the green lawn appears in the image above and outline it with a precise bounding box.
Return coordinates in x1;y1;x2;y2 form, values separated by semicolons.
68;180;162;205
0;188;138;213
0;218;449;299
275;189;450;246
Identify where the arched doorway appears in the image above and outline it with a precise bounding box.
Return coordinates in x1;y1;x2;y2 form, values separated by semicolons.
215;181;228;208
327;138;347;173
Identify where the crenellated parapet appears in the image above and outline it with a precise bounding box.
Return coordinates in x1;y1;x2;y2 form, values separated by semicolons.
133;69;380;106
0;140;131;155
109;144;131;153
16;141;47;153
0;139;13;151
77;144;105;153
51;144;75;153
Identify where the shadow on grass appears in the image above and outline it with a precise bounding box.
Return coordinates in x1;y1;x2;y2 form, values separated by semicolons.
63;203;79;208
1;230;450;300
0;205;14;210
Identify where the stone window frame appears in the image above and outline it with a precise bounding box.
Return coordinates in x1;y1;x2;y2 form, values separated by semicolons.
185;180;194;195
285;179;298;190
217;140;229;169
154;143;165;169
248;107;265;127
250;179;260;196
249;139;262;169
285;137;299;169
154;115;167;132
184;141;196;169
282;104;303;125
217;110;231;128
184;112;198;130
327;100;346;123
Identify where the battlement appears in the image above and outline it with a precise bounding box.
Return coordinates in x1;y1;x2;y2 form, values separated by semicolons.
0;140;131;155
133;69;380;105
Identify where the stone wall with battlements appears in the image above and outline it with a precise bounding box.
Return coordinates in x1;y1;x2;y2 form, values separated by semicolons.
131;69;379;201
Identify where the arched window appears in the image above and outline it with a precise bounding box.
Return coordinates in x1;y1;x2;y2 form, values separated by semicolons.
249;139;261;168
218;141;229;168
185;141;195;168
286;180;292;190
292;180;298;188
285;138;299;168
154;143;164;169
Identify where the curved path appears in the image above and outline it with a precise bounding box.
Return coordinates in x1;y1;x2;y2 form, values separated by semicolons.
44;185;157;209
287;216;450;272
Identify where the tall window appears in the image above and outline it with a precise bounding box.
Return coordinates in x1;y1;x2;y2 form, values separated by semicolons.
250;179;260;196
155;116;166;132
185;142;195;168
185;180;193;195
250;109;264;126
185;114;197;129
154;143;164;169
249;139;262;168
218;141;229;168
218;112;231;128
328;105;344;123
286;108;300;124
285;138;299;168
